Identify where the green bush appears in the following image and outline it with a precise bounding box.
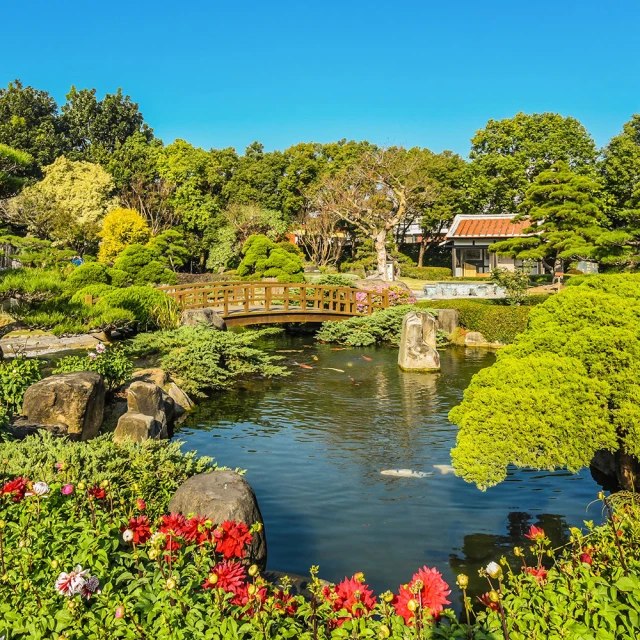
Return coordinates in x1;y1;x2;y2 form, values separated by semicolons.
106;267;131;287
69;284;115;304
307;274;358;287
0;268;65;303
237;234;305;283
400;266;452;280
114;244;177;286
64;262;111;292
424;300;532;344
97;286;179;331
0;357;41;425
127;326;289;397
316;305;432;346
53;344;134;391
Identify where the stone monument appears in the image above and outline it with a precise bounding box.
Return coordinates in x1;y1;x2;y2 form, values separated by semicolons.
398;311;440;372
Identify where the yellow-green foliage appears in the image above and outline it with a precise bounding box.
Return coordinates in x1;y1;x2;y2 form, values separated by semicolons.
98;207;150;263
449;275;640;489
236;234;305;283
6;156;116;247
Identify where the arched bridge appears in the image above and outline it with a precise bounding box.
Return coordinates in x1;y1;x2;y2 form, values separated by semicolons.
157;281;391;327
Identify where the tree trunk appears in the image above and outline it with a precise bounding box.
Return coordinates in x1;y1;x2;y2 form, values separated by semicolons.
418;241;425;268
374;229;388;280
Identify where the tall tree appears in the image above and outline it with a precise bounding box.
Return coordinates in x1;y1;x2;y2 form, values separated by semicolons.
0;80;66;171
312;147;438;279
468;112;598;214
0;144;34;198
490;161;607;272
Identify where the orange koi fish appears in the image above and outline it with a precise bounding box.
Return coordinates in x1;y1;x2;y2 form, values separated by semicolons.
362;355;372;361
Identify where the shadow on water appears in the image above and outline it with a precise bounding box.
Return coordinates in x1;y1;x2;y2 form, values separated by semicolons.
175;333;605;609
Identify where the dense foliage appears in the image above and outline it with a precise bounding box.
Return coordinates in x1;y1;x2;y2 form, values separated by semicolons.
449;274;640;488
127;326;290;397
236;234;305;283
399;266;452;280
0;356;41;426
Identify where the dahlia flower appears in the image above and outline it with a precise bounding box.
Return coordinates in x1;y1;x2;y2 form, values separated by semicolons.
88;486;106;500
485;561;502;579
125;516;152;544
273;589;298;615
55;566;90;596
182;515;212;545
202;560;247;592
160;513;186;537
215;520;253;559
95;343;106;354
136;498;146;511
61;484;74;495
122;530;134;543
478;592;500;611
393;567;451;625
323;575;376;626
81;575;101;599
32;481;49;496
2;477;28;502
525;567;548;582
524;525;546;542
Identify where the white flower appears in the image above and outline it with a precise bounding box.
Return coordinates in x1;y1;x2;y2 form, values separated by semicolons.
55;565;89;596
122;529;134;543
486;561;502;579
88;352;97;359
95;343;106;354
33;481;49;496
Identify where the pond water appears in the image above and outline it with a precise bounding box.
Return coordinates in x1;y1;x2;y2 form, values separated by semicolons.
176;332;603;606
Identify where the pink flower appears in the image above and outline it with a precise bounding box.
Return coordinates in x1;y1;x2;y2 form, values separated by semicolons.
95;343;106;354
88;352;97;359
393;567;451;625
115;606;125;619
54;462;66;471
136;498;146;511
55;565;89;596
61;484;74;495
524;525;546;542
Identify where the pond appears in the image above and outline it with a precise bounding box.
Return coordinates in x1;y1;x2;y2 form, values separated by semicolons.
176;331;603;606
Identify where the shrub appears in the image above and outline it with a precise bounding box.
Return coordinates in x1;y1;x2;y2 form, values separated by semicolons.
424;300;532;344
113;244;177;285
147;228;190;270
316;305;432;346
308;274;358;287
0;268;65;303
97;207;151;263
69;284;115;304
339;260;367;275
97;286;179;331
127;326;289;397
489;267;530;305
64;262;111;293
400;266;452;280
237;234;305;283
53;343;134;390
0;357;41;425
106;267;131;287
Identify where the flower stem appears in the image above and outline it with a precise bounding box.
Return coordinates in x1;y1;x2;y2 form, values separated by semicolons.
602;494;628;576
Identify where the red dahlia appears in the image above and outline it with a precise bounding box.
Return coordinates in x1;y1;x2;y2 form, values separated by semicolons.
160;512;187;537
182;515;212;545
273;590;297;616
88;486;106;500
525;567;548;582
393;567;451;625
215;520;253;560
478;592;499;612
323;575;376;626
524;525;546;542
202;560;247;592
126;516;152;544
2;477;28;502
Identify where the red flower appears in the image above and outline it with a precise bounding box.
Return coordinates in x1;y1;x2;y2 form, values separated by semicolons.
215;521;253;560
524;525;546;542
273;590;298;616
163;535;182;560
125;516;152;544
229;583;267;607
323;575;376;626
579;553;593;565
136;498;146;511
2;477;28;502
159;513;186;537
88;486;106;500
478;592;499;612
182;516;212;545
393;567;451;625
525;567;548;583
202;560;247;592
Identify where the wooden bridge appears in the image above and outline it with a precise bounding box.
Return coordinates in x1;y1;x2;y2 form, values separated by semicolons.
157;281;391;327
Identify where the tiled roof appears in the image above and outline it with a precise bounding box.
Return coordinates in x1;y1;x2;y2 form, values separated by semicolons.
446;215;530;238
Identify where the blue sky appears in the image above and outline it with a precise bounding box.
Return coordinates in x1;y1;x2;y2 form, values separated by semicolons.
2;0;639;157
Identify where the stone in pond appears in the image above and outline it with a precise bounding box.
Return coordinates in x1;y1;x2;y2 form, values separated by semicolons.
113;412;164;443
168;470;267;570
398;311;440;371
21;372;105;440
180;308;226;331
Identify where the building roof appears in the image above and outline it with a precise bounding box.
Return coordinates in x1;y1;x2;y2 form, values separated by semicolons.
446;214;530;239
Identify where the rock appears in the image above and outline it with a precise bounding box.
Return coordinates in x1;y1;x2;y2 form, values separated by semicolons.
8;416;69;440
131;368;168;388
113;412;162;443
168;470;267;570
464;331;501;347
398;311;440;372
180;308;227;331
167;382;194;416
21;372;105;440
101;398;128;432
125;381;169;439
0;332;101;358
354;278;412;293
435;309;459;336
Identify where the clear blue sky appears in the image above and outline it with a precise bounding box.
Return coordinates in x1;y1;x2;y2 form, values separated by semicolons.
3;0;639;157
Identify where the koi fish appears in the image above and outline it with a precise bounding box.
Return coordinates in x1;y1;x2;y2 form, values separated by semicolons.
322;367;345;373
380;469;432;478
330;348;346;351
276;350;303;353
348;376;360;386
433;464;456;475
298;363;313;370
312;355;319;361
362;355;372;361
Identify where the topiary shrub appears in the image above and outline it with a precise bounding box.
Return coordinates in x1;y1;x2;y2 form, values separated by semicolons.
69;284;115;304
113;244;177;286
64;262;111;293
0;268;65;303
97;286;178;331
237;234;305;283
400;266;452;280
97;207;151;264
106;267;131;288
308;274;358;287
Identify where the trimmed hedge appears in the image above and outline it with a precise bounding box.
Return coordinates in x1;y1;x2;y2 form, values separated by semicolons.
423;299;532;344
400;265;452;280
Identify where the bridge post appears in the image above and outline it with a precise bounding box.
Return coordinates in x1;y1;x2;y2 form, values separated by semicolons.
265;285;272;312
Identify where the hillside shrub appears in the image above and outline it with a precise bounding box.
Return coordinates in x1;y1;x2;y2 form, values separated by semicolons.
0;357;41;426
147;228;190;270
106;267;131;287
0;268;65;303
316;305;432;347
237;234;305;283
69;284;115;304
53;343;134;391
97;286;179;331
424;300;532;344
64;262;111;293
400;266;452;280
113;244;177;286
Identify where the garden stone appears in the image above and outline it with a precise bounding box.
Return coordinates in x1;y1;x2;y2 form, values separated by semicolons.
21;372;105;440
354;278;411;293
8;416;69;440
180;308;226;331
131;368;168;388
126;381;169;438
464;331;497;347
398;311;440;372
113;412;161;443
435;309;459;336
167;382;194;416
169;470;267;570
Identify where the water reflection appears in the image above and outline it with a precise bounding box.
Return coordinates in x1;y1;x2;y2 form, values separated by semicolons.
177;335;603;608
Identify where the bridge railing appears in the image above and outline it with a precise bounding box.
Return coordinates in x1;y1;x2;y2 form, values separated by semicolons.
157;281;389;317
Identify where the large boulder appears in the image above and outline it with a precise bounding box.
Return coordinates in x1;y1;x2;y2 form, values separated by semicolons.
21;372;105;440
113;412;161;443
167;382;194;416
113;380;171;442
435;309;459;336
168;470;267;570
180;308;226;331
398;311;440;372
131;368;168;388
464;331;501;347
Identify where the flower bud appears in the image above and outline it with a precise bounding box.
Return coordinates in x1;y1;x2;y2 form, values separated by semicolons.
77;482;86;491
513;546;523;557
248;584;257;595
51;560;59;569
489;590;500;604
486;562;502;579
248;564;259;577
406;599;418;612
598;491;605;501
148;549;158;560
22;581;29;590
0;520;5;529
379;624;390;639
456;574;469;589
354;571;365;583
166;577;176;590
122;530;134;543
208;573;219;585
100;480;109;489
68;600;76;610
